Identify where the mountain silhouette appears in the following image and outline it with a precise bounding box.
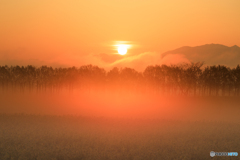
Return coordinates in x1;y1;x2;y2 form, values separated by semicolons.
161;44;240;67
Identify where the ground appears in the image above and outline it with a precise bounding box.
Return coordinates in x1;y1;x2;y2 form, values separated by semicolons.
0;114;239;160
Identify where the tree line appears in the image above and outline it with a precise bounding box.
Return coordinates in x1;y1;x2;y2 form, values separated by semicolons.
0;62;240;96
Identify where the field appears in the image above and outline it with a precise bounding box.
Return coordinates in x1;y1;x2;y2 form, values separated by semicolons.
0;115;240;160
0;90;240;160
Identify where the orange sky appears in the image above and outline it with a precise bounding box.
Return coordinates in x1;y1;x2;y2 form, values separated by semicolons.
0;0;240;70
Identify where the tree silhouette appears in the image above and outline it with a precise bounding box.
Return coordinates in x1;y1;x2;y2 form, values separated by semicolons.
0;63;240;96
0;65;10;91
233;65;240;95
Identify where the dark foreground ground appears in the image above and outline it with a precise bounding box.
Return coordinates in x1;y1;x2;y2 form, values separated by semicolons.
0;114;239;160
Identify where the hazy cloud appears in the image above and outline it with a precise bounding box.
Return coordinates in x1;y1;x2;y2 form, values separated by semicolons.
106;52;190;71
1;44;239;71
161;44;240;68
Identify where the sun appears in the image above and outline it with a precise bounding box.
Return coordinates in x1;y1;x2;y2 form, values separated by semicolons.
117;45;128;55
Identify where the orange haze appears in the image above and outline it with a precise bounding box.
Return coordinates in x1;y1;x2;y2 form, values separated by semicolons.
0;0;240;70
1;88;240;123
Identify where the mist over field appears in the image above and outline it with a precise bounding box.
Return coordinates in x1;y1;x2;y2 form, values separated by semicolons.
1;88;240;123
0;64;240;160
0;89;240;160
0;63;239;121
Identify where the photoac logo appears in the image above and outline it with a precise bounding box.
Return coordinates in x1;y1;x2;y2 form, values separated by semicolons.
210;151;215;157
210;151;238;157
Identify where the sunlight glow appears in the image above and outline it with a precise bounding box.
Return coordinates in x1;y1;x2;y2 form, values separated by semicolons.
117;45;128;55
